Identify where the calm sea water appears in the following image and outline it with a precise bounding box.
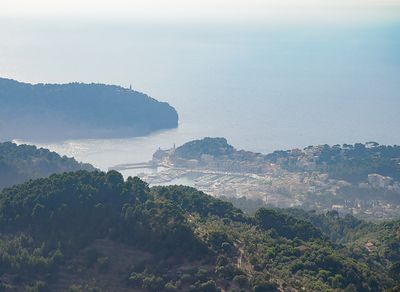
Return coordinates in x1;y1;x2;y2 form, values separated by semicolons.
1;17;400;170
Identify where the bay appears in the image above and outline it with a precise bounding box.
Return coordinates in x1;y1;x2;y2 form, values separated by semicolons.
2;17;399;171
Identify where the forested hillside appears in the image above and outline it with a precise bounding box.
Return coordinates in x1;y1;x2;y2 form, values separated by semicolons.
0;78;179;140
174;137;235;160
266;143;400;183
0;142;95;190
0;171;399;291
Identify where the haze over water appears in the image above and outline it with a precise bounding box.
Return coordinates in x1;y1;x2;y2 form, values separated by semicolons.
1;1;400;170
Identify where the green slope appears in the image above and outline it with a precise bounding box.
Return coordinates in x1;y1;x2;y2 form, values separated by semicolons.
0;142;95;190
0;171;398;291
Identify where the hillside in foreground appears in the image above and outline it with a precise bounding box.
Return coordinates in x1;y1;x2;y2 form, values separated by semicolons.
0;170;399;291
0;78;179;141
0;142;95;190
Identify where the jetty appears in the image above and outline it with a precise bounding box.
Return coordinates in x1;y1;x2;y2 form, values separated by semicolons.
108;161;172;171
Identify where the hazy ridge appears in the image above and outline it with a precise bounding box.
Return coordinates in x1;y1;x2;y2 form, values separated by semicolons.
0;78;179;141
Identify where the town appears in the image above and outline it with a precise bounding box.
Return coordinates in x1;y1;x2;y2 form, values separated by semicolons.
110;138;400;220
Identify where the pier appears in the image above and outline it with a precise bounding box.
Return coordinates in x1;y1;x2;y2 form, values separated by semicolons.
108;162;172;171
108;162;155;171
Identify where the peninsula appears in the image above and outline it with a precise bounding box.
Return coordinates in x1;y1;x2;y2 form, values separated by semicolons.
0;78;179;141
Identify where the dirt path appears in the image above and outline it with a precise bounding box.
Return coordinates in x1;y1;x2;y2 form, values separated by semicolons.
235;241;253;275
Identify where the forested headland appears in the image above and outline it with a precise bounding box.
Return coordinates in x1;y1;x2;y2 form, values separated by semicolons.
0;78;179;141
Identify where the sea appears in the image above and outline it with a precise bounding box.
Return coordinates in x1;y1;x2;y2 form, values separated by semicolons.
1;14;400;173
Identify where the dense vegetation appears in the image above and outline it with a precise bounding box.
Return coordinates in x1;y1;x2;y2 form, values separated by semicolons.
0;171;399;291
0;78;178;140
266;143;400;183
175;137;235;160
0;142;95;190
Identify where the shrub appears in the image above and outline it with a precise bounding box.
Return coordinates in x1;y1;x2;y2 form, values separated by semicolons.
233;275;248;288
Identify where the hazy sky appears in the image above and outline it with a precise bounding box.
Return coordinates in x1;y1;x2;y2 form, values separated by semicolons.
1;0;400;22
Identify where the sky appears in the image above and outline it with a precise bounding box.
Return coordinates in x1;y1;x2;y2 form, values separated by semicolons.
1;0;400;23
